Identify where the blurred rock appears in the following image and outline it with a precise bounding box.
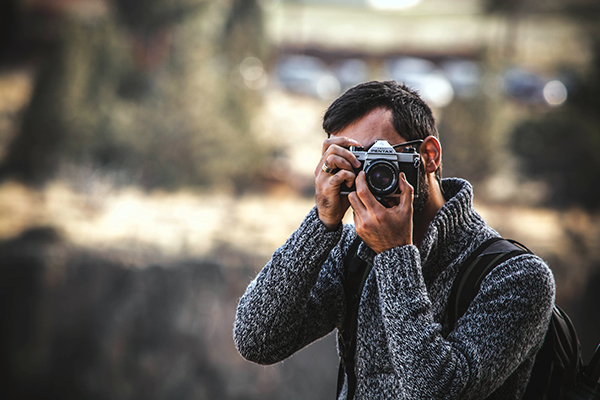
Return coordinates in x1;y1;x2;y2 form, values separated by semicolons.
0;227;228;399
0;226;341;399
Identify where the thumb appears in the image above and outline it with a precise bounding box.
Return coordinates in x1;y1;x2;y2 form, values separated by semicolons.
397;173;414;209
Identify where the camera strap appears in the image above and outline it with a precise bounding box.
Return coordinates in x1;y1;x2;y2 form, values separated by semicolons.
337;236;371;400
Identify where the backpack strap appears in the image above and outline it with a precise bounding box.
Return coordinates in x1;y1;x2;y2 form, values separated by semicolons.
584;344;600;387
523;305;582;400
448;238;585;400
337;236;372;400
448;238;531;331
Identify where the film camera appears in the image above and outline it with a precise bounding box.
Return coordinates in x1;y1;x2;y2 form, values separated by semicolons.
340;139;422;199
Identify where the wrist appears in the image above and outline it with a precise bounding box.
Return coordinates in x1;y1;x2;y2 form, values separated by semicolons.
316;210;341;231
321;218;341;232
315;204;342;232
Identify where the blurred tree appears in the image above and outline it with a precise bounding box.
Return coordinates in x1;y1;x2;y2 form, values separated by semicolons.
438;0;527;186
511;105;600;210
438;98;495;184
510;2;600;210
115;0;198;32
0;0;272;191
220;0;267;134
481;0;525;62
0;0;20;62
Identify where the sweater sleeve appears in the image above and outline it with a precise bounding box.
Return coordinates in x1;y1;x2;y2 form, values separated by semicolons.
233;207;348;365
372;246;555;399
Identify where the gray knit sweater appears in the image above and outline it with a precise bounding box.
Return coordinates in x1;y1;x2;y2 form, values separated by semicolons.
234;178;555;400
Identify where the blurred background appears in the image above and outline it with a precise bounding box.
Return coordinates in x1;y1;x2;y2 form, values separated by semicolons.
0;0;599;398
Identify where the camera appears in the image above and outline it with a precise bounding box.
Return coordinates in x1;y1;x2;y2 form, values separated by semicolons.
340;140;421;198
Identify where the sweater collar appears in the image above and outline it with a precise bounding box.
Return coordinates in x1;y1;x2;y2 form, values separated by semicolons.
419;178;487;278
357;178;487;273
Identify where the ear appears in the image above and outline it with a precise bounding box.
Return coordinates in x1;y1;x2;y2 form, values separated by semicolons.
420;136;442;174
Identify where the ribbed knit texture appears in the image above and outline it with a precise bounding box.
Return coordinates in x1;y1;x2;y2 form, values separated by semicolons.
234;178;555;400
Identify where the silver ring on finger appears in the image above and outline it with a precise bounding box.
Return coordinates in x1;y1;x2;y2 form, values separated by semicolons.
322;162;339;175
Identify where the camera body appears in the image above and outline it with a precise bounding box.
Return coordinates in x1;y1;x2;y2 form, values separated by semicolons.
340;140;421;198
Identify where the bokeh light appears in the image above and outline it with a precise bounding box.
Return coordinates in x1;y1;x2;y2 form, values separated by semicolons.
543;79;568;106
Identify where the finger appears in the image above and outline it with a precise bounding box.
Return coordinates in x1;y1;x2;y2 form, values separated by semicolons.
327;144;362;168
397;173;414;210
321;136;362;155
317;168;356;192
316;144;361;176
323;154;355;173
348;189;364;213
329;169;356;188
348;191;366;232
354;171;383;212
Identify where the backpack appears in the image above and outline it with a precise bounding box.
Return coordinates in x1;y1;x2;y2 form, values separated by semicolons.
338;236;600;400
448;237;600;400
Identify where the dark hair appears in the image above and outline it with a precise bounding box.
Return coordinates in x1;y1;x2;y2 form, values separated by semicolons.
323;80;438;139
322;80;441;179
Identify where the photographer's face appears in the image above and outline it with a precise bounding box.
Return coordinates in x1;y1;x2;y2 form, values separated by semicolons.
332;107;429;213
331;108;402;150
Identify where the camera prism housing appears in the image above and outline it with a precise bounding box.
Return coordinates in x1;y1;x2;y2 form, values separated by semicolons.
341;140;421;198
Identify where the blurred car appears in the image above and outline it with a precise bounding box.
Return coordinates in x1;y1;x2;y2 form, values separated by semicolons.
440;58;482;99
502;67;568;106
274;54;341;99
502;67;547;103
331;58;370;92
386;56;454;108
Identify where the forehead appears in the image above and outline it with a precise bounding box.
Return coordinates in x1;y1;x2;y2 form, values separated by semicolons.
331;108;406;146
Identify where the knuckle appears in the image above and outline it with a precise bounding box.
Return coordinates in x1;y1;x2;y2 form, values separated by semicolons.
348;192;357;205
357;186;369;197
361;220;374;233
322;140;338;154
355;226;365;238
372;213;386;226
324;136;337;145
328;175;339;185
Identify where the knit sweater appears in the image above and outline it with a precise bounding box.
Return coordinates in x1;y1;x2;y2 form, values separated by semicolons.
234;178;555;400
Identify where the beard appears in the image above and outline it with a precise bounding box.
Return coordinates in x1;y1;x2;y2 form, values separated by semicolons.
413;169;430;214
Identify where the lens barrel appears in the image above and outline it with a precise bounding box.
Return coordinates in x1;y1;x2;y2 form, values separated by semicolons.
365;160;399;196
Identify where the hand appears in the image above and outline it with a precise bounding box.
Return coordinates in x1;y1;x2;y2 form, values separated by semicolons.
348;172;414;254
315;136;363;230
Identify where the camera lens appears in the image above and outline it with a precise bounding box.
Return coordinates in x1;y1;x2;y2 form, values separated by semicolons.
365;161;398;196
370;166;393;188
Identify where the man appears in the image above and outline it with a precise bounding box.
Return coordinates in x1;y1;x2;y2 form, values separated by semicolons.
234;81;555;399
